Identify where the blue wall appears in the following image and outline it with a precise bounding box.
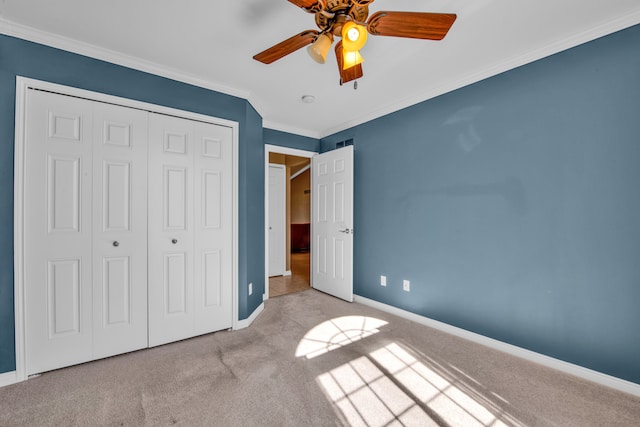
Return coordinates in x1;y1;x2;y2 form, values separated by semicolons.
322;24;640;384
239;103;266;317
0;35;265;374
264;128;320;152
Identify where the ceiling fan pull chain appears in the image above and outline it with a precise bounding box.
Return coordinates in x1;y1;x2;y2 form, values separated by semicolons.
354;80;358;90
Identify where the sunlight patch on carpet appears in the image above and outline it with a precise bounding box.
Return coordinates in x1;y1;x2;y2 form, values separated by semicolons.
295;316;387;359
317;342;525;427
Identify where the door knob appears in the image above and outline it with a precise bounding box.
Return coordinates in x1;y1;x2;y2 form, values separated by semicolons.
113;241;119;247
171;238;178;244
338;228;351;234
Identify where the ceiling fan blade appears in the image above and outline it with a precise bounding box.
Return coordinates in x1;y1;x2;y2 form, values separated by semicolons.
253;30;319;64
367;11;457;40
335;41;363;84
288;0;326;13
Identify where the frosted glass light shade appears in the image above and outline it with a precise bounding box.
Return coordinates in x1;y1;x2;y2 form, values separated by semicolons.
307;33;333;64
342;49;364;70
341;22;367;51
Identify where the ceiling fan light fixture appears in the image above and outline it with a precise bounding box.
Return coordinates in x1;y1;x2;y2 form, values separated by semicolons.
307;33;333;64
342;49;364;70
253;3;457;85
341;21;367;51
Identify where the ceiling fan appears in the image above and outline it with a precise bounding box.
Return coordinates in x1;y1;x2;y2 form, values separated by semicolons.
253;0;457;85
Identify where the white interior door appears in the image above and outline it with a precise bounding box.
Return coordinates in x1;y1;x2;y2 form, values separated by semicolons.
148;113;233;346
268;164;286;277
193;121;233;335
148;113;195;347
311;146;354;302
24;90;149;374
24;90;94;374
91;102;148;359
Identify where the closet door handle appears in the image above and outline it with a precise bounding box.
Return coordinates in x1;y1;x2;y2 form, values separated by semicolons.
171;239;178;244
113;241;120;247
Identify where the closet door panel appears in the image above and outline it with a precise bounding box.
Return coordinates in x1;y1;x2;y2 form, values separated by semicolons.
92;103;148;358
24;90;94;375
165;252;188;313
148;113;195;347
194;122;233;334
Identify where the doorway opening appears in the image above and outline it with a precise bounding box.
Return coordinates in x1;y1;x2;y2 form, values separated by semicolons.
265;145;316;299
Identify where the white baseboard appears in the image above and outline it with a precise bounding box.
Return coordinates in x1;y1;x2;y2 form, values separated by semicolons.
0;370;17;388
283;270;292;277
354;295;640;398
235;302;265;330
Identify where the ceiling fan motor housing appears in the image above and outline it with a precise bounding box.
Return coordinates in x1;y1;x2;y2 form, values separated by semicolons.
315;0;370;36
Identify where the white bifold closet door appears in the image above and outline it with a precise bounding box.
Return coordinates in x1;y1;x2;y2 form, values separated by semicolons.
147;113;233;347
23;88;234;375
24;90;148;375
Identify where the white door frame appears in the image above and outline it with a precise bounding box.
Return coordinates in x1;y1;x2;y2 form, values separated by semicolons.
264;144;316;300
13;76;239;384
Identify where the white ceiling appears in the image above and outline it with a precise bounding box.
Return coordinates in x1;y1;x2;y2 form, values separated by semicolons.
1;1;639;138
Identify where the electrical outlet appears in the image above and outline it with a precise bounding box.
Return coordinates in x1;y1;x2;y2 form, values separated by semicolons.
380;275;387;286
403;280;410;292
249;282;253;295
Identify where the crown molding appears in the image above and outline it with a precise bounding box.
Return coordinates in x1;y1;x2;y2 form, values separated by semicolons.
0;17;251;101
319;10;640;138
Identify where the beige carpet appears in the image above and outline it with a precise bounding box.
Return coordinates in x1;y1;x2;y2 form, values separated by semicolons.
1;289;638;426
